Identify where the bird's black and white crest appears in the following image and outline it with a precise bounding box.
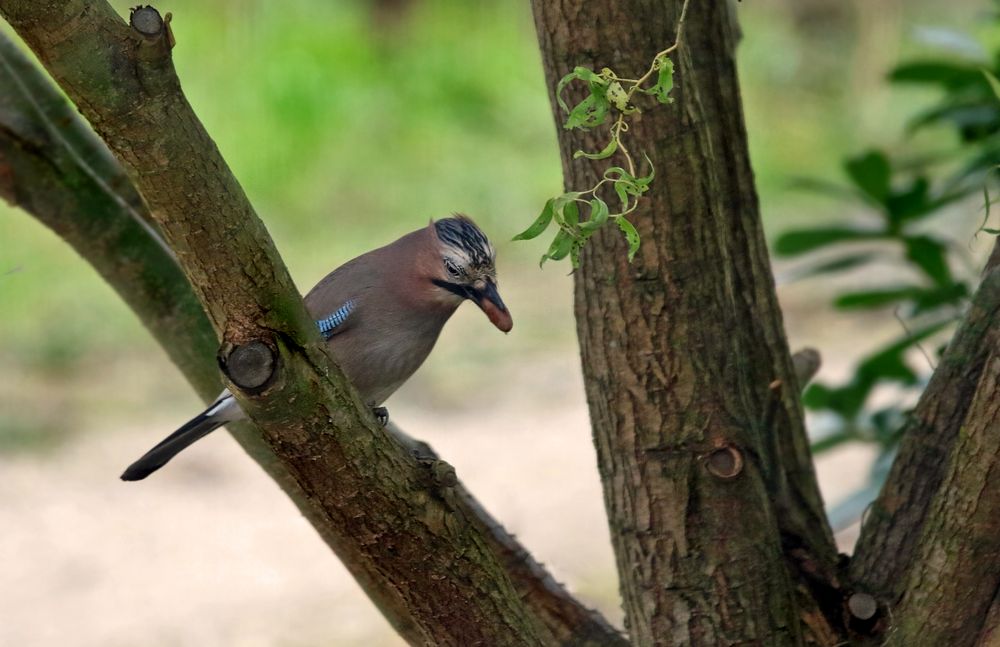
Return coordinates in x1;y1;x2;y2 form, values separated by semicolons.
434;214;496;272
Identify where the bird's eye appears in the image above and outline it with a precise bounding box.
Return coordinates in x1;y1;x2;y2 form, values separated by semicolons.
444;259;462;278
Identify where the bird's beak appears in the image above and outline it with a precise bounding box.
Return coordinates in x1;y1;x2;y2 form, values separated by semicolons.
472;280;513;333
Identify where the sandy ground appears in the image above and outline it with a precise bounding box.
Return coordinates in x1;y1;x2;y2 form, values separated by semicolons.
0;264;894;646
0;366;874;647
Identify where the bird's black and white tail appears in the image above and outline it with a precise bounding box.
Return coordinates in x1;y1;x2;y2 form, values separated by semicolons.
120;394;238;481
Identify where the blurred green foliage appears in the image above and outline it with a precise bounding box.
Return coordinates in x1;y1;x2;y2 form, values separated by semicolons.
774;1;1000;526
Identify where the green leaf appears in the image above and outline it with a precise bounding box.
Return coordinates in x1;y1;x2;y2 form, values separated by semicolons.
563;200;580;226
976;184;1000;238
552;192;582;226
580;197;610;231
512;199;554;241
911;283;968;314
557;66;611;129
903;235;952;286
983;69;1000;101
606;81;630;111
617;217;641;261
555;71;580;114
888;183;970;225
835;284;967;313
644;56;674;104
635;155;655;188
844;150;892;204
884;176;930;224
573;137;618;160
564;93;610;130
803;320;951;419
772;227;883;256
540;230;574;266
787;176;867;203
889;61;982;89
604;166;636;181
555;66;604;113
792;253;876;280
603;166;646;200
614;180;629;211
834;287;924;310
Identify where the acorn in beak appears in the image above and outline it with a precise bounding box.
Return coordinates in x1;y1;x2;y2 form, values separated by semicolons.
471;279;512;333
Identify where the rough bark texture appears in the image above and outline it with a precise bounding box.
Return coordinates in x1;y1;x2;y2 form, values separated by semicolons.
885;337;1000;647
850;268;1000;607
0;3;563;644
531;1;840;644
978;587;1000;647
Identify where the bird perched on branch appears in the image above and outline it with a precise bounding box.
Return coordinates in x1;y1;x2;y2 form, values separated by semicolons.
121;214;512;481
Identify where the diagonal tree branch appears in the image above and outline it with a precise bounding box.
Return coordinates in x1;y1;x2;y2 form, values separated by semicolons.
882;342;1000;647
0;4;624;645
851;265;1000;607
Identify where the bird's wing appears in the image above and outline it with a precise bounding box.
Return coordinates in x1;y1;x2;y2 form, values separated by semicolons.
315;298;357;339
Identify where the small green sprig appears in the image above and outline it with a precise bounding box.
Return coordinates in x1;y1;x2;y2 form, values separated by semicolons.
515;0;690;268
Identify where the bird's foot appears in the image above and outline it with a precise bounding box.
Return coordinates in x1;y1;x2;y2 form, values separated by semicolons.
372;406;389;427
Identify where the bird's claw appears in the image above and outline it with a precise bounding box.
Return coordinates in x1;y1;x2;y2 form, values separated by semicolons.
372;406;389;427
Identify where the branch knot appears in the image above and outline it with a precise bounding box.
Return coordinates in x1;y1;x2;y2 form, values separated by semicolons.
220;340;276;392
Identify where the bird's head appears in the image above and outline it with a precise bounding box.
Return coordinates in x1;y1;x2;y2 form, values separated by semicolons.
428;214;512;333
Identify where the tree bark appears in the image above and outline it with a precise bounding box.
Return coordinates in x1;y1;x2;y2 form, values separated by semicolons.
850;268;1000;608
884;329;1000;647
531;0;841;644
0;4;626;644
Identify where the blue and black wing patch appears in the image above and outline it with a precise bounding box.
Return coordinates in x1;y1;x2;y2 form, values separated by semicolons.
316;299;356;339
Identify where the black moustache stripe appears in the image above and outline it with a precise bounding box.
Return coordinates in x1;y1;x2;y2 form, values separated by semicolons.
431;278;473;300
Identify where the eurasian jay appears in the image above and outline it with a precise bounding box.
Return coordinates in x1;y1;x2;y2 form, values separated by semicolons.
121;214;512;481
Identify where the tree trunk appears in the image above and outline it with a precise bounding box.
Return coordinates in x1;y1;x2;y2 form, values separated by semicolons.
531;0;841;644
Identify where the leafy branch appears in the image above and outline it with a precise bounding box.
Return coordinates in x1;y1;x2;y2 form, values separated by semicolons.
515;0;691;267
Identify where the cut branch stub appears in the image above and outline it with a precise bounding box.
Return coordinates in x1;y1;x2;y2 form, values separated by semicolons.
792;347;821;390
129;5;163;37
847;592;878;621
221;340;277;391
430;459;459;488
705;445;744;479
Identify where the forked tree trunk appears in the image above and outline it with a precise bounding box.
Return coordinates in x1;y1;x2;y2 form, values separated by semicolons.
531;1;1000;646
531;0;837;643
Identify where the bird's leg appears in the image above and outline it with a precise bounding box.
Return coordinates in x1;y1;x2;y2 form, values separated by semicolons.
371;406;389;427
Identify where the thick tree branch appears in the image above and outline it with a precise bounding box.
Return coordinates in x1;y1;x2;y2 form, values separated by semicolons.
531;0;841;643
0;4;599;644
977;586;1000;646
851;267;1000;607
883;343;1000;647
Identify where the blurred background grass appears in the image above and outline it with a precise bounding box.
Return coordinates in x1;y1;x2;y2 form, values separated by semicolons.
3;0;991;394
1;0;996;645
